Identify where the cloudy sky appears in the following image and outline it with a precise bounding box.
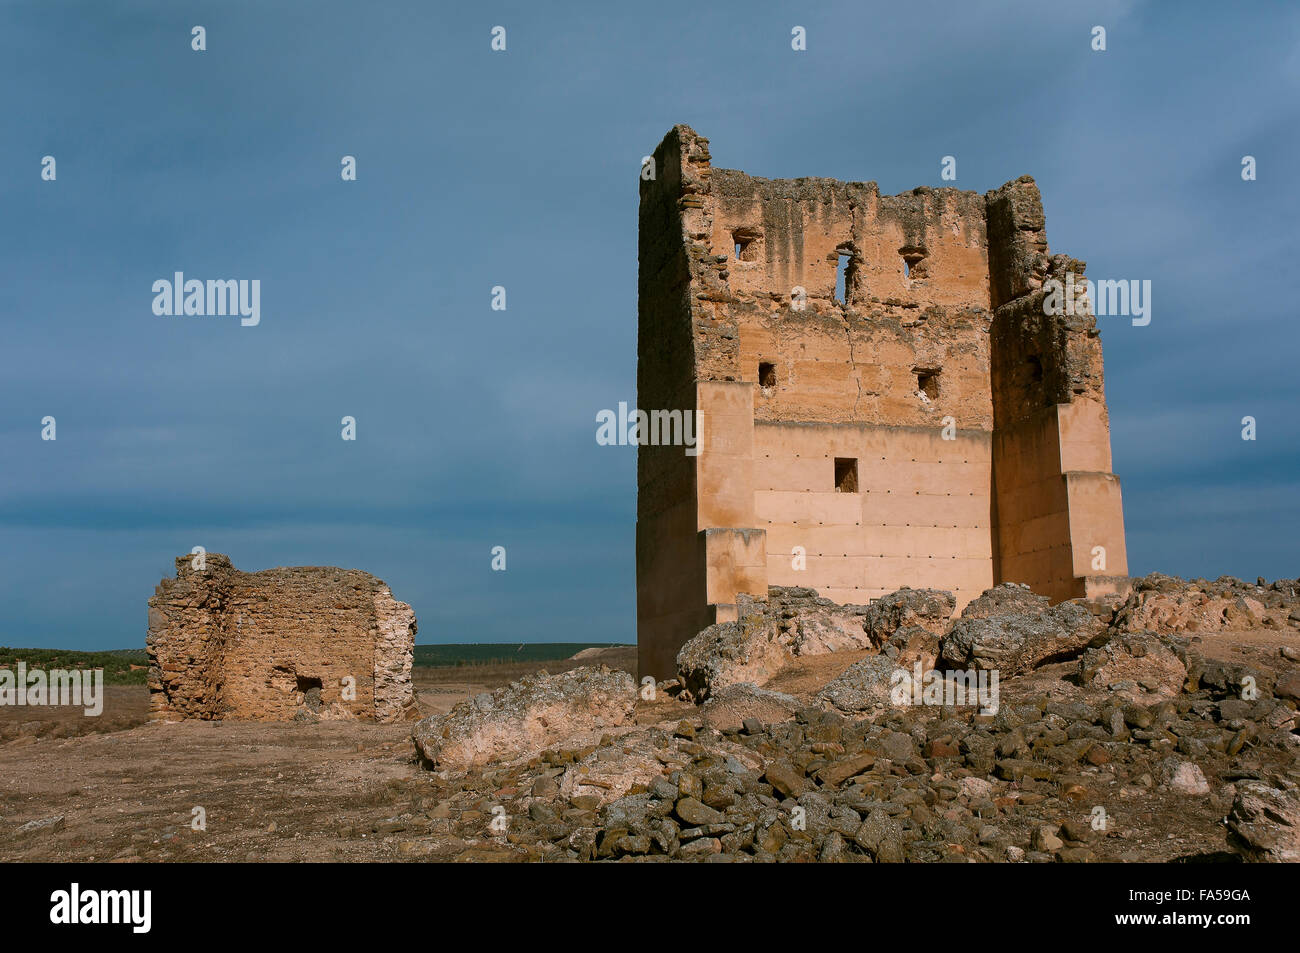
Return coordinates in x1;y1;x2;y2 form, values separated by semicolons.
1;1;1296;649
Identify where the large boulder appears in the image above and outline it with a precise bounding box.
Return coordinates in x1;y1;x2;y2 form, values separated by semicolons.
940;599;1107;675
701;682;801;731
1078;632;1191;701
1226;782;1300;862
772;587;877;656
675;611;793;702
676;586;954;701
882;624;946;671
959;582;1048;619
412;666;636;770
862;588;955;651
816;655;909;713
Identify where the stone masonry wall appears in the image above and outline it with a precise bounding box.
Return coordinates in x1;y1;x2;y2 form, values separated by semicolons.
147;554;416;722
637;125;1129;678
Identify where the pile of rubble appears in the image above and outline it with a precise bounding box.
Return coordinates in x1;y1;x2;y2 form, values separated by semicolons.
409;574;1300;862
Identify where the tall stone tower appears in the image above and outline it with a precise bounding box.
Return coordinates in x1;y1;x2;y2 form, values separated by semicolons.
636;125;1129;679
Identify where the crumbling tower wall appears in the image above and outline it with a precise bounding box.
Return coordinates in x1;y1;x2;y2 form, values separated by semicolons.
637;125;1128;678
986;177;1129;601
146;554;416;722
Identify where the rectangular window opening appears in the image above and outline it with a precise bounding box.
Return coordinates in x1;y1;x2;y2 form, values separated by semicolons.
759;361;777;391
834;457;859;493
733;228;761;262
917;369;940;400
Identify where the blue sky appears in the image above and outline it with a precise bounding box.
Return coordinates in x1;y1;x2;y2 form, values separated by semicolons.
1;0;1296;649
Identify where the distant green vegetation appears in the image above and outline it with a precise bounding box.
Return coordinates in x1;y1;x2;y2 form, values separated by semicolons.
0;647;149;685
413;643;629;668
0;643;632;682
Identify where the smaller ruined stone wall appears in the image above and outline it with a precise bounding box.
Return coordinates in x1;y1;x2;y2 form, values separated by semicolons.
147;554;415;722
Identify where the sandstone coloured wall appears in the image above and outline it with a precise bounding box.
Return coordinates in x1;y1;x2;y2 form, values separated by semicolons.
636;125;1129;679
147;553;416;722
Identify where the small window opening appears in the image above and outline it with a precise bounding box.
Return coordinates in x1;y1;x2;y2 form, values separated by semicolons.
900;246;928;280
296;675;323;711
916;369;940;400
732;228;761;262
759;361;777;391
833;244;854;304
834;457;859;493
1027;354;1043;382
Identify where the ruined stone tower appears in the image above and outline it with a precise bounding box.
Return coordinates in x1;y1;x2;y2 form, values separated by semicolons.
637;125;1128;678
147;554;416;722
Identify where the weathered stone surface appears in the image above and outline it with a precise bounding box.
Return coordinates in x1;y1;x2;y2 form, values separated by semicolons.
701;682;800;731
764;759;812;798
940;598;1106;675
816;751;877;786
883;624;946;670
13;815;65;837
774;587;877;656
412;666;636;771
816;655;907;712
1114;572;1298;634
372;587;417;723
854;809;905;862
560;748;664;807
147;553;416;722
1159;757;1210;796
1078;632;1190;701
861;588;956;647
676;586;950;700
675;797;725;826
960;582;1048;619
1226;782;1300;863
675;609;792;702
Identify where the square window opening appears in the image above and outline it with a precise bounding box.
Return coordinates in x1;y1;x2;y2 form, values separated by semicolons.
900;246;929;280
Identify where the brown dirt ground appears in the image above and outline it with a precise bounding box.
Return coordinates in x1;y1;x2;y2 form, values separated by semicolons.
0;648;637;862
0;639;1293;862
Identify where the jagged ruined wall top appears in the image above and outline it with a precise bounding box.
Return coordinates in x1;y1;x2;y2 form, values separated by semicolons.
146;554;416;722
640;124;1111;428
708;168;990;312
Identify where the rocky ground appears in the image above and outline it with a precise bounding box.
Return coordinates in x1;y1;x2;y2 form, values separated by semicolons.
2;575;1298;863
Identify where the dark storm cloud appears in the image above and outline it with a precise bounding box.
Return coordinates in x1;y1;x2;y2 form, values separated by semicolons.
0;0;1295;648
